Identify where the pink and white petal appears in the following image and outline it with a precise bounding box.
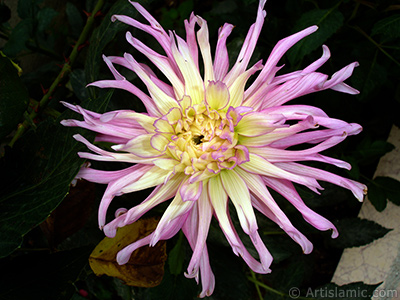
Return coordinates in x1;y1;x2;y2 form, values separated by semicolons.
197;249;215;297
115;173;186;230
239;116;318;147
249;230;273;271
61;101;100;118
276;162;367;201
208;177;272;273
228;60;263;108
97;164;153;228
102;54;125;81
245;25;318;102
214;23;234;81
180;177;203;201
235;112;280;137
116;234;153;265
183;203;216;297
113;134;164;158
249;135;349;168
224;0;266;86
208;175;241;253
121;166;173;194
235;167;313;254
170;33;205;105
205;81;230;111
320;62;359;93
239;153;322;192
73;134;151;163
87;79;160;117
263;176;338;238
196;16;214;83
270;124;362;149
113;1;175;63
260;104;329;118
261;72;328;108
330;82;359;94
150;192;195;245
99;110;156;133
226;212;272;273
153;158;180;170
150;133;170;152
123;53;180;115
302;45;331;74
63;106;147;139
183;190;214;289
76;164;142;184
117;213;187;265
94;134;129;145
184;13;199;70
251;193;314;254
125;32;185;99
77;151;153;164
220;169;258;235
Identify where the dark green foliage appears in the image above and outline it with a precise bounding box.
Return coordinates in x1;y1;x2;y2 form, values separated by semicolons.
369;176;400;211
372;14;400;43
0;55;29;139
287;8;344;65
330;218;391;248
0;91;111;258
0;247;92;300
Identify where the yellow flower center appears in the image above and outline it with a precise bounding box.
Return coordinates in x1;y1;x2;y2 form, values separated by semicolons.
152;98;249;181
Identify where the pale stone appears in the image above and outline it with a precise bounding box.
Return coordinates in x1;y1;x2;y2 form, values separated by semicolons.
333;125;400;300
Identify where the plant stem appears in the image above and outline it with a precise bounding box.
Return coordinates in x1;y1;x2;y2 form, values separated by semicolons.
250;270;263;300
352;25;400;67
8;0;105;148
248;276;313;300
247;276;286;297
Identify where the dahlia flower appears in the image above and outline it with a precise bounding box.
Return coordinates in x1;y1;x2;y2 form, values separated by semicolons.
62;0;366;296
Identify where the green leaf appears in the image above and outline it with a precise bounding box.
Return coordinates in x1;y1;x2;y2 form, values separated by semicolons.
0;247;92;300
263;257;310;299
85;0;139;98
0;91;112;258
308;282;380;300
17;0;43;19
66;2;84;39
287;8;344;65
37;7;59;32
330;218;391;248
0;54;29;140
355;139;394;163
368;182;387;212
2;18;34;57
142;267;198;300
69;69;90;101
372;14;400;43
209;244;251;300
351;59;387;101
372;176;400;206
168;231;185;276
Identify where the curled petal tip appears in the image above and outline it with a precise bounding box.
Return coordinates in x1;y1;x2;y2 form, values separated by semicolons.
110;14;118;22
331;229;339;239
